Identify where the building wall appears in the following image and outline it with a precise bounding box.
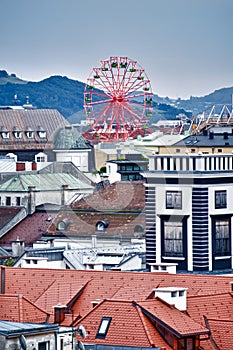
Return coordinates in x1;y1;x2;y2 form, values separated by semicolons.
144;153;233;272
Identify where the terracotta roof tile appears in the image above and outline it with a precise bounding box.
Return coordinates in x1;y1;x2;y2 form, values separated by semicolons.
207;319;233;350
0;294;49;323
137;299;209;337
74;299;172;349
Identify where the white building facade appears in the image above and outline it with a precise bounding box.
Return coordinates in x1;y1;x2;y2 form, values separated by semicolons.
143;153;233;272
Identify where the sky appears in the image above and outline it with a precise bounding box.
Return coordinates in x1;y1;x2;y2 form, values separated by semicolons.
1;0;233;99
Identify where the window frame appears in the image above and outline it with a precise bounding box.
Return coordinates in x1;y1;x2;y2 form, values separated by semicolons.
215;190;227;209
166;191;182;209
96;317;112;339
212;217;230;257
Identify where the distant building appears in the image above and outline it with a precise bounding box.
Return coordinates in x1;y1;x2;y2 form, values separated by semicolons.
0;109;95;171
143;152;233;272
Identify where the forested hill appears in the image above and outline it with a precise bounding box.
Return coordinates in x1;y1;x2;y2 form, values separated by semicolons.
1;69;232;123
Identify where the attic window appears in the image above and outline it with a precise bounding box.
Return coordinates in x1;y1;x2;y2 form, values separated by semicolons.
26;131;34;138
96;317;112;339
134;224;144;237
1;129;9;138
13;131;22;138
57;220;71;231
96;221;109;232
37;127;47;138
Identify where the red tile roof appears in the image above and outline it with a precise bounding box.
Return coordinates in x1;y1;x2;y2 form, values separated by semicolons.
137;299;209;337
207;319;233;350
0;207;23;232
1;267;233;349
0;294;49;323
74;299;172;349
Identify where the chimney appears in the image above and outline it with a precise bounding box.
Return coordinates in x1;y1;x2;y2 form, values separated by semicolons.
28;186;36;214
11;239;25;257
154;287;188;311
53;304;67;324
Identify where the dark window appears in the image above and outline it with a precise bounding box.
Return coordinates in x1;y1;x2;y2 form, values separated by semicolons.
163;221;183;257
214;219;230;256
166;191;182;209
96;317;112;338
178;337;195;350
6;197;11;206
38;341;50;350
16;197;21;206
215;190;227;209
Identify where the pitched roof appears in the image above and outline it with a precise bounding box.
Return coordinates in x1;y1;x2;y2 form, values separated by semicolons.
0;173;93;192
45;181;145;239
137;299;209;337
0;212;57;246
2;267;233;349
74;299;172;349
0;294;49;323
0;109;69;150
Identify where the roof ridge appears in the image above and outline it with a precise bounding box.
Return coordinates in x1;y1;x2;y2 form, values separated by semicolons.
134;302;155;347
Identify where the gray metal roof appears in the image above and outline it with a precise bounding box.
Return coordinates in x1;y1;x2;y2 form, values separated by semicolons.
174;134;233;147
0;173;93;192
0;320;58;336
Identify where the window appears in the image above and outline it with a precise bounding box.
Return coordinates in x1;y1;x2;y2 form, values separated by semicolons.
96;221;109;232
163;221;183;257
1;131;9;138
176;149;180;153
214;219;230;256
191;149;195;153
13;131;22;138
25;131;34;138
215;190;227;209
96;317;112;338
6;197;11;206
178;337;195;350
166;191;182;209
217;148;222;153
37;156;45;162
38;341;50;350
16;197;21;206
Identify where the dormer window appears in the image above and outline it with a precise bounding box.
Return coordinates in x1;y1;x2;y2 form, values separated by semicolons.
13;127;22;139
25;127;34;139
26;131;34;138
1;128;9;139
13;131;22;138
96;221;109;232
37;126;47;138
57;220;71;231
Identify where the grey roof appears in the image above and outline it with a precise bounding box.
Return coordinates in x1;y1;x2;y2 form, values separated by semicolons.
0;109;69;148
174;134;233;147
0;173;93;192
0;320;58;336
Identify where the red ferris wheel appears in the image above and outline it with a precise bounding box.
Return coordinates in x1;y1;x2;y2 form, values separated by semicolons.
83;56;153;143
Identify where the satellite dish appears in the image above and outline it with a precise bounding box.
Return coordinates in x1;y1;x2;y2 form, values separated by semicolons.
19;335;27;350
75;341;85;350
77;325;86;339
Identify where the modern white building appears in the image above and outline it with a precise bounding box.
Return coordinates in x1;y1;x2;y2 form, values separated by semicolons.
143;152;233;272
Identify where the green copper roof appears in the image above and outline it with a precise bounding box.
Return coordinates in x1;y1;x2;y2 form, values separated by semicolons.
0;173;93;192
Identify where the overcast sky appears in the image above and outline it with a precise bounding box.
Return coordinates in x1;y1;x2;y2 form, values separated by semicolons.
1;0;233;99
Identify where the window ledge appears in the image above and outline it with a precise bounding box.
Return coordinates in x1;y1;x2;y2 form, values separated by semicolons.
162;256;185;261
214;256;231;260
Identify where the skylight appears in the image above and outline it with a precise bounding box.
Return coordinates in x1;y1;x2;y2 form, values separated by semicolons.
96;317;112;338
